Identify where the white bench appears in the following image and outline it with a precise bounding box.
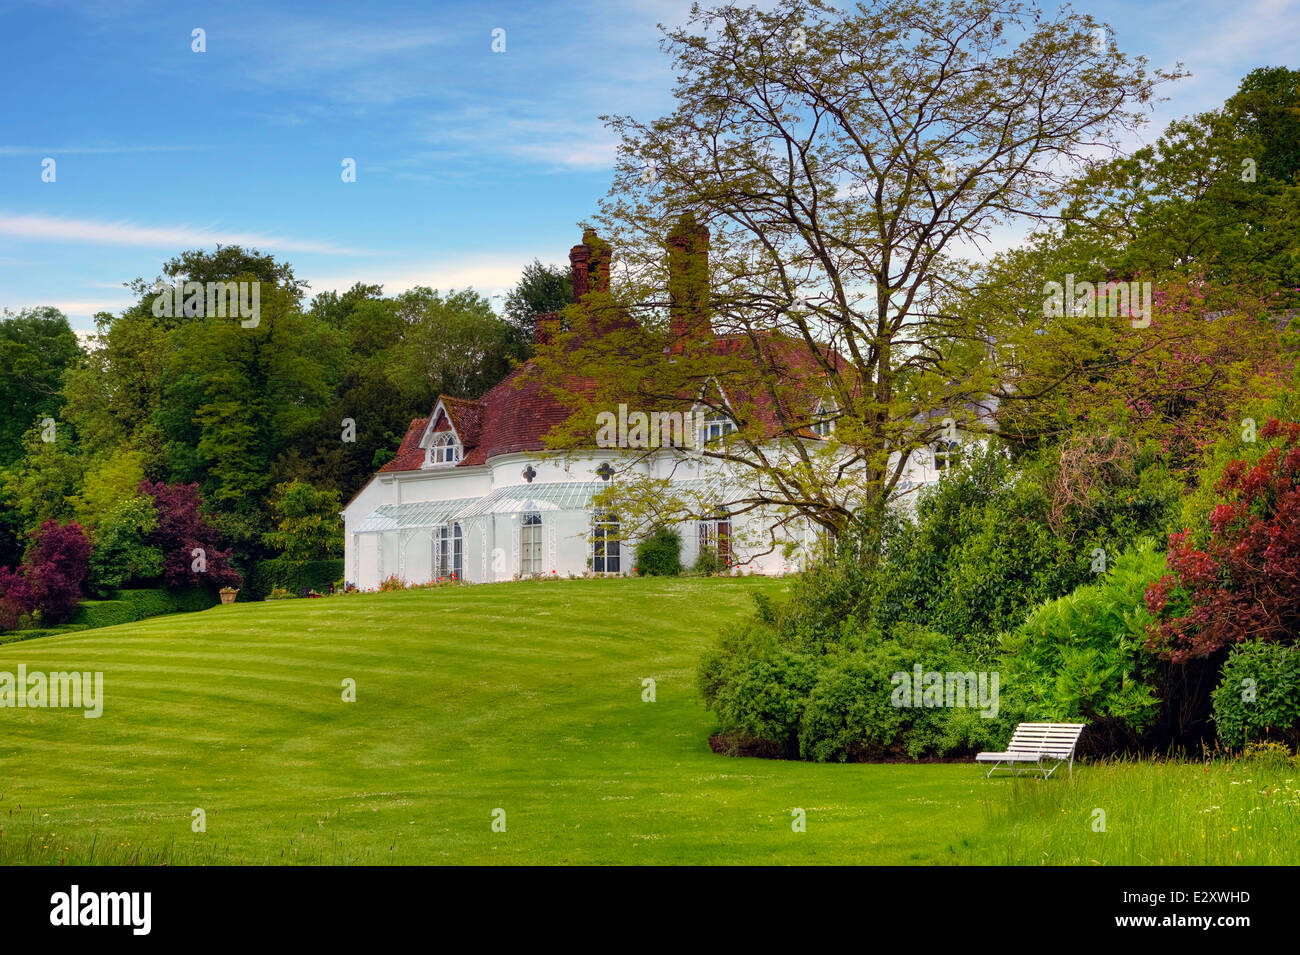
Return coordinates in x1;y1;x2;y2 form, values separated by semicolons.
976;722;1087;779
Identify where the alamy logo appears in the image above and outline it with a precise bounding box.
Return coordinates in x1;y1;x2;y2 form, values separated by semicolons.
50;885;150;935
1043;275;1151;328
0;666;103;718
890;665;999;718
151;280;261;327
595;404;708;449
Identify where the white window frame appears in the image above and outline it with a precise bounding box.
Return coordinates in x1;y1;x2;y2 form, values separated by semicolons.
425;431;462;467
699;412;737;446
520;512;543;576
811;400;837;438
592;511;620;574
933;438;960;472
433;523;463;579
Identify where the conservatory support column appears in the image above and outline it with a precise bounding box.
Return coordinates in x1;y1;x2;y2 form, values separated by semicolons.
397;529;413;581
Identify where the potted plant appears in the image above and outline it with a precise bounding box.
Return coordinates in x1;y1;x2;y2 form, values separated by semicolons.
218;586;238;605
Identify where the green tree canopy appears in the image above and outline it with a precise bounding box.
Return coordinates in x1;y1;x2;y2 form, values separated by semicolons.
0;307;83;467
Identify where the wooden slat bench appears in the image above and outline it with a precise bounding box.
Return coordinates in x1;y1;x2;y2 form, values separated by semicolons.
976;722;1087;779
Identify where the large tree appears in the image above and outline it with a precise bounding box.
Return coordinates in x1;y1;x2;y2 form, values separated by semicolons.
534;0;1178;554
1055;67;1300;305
503;260;574;344
0;307;83;467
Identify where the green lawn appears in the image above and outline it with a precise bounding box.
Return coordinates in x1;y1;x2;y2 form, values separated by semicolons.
1;577;1296;865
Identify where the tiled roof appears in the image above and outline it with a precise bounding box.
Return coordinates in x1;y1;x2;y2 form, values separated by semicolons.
458;365;596;466
442;396;483;445
378;417;429;473
377;331;844;476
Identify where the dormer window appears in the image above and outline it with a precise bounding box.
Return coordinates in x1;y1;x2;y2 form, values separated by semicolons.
812;400;837;438
699;412;737;446
425;431;461;467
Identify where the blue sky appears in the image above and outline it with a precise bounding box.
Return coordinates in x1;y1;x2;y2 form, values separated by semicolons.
1;0;1297;331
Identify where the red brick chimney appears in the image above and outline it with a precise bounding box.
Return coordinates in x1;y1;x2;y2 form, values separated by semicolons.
534;310;559;346
667;213;711;350
570;243;590;301
570;228;611;301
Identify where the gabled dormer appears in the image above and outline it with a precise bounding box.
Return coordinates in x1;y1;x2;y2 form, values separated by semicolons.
419;400;464;468
692;380;738;446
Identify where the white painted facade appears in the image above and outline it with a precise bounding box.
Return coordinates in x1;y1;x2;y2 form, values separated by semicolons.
341;404;975;590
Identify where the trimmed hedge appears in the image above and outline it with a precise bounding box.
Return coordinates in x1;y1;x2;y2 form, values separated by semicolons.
68;587;217;630
242;558;344;600
0;624;90;645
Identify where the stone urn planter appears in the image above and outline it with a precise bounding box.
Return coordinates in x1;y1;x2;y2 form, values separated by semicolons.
218;587;238;605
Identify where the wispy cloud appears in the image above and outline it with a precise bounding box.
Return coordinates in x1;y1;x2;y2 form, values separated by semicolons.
305;254;539;301
0;213;367;255
0;144;206;155
2;298;132;317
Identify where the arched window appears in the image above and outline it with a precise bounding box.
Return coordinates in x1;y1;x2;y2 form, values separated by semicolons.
521;512;543;575
593;511;620;574
933;439;960;472
425;431;461;466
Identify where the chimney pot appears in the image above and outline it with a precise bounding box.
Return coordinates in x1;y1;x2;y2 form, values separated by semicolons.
667;213;711;350
570;228;611;302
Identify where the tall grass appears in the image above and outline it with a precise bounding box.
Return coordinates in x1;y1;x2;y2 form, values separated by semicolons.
966;753;1300;865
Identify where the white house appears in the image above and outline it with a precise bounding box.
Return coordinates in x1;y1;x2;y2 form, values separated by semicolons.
342;226;980;589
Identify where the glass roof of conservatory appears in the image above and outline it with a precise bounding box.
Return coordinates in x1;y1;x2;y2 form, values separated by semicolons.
354;498;478;533
356;479;736;532
450;482;606;520
451;478;729;521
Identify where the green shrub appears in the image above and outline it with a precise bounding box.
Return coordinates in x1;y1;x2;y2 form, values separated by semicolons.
635;527;683;576
698;439;1182;761
871;442;1180;653
797;626;1011;761
998;539;1166;744
797;651;902;761
692;544;725;576
1212;641;1300;749
119;588;179;618
87;495;163;596
705;645;820;756
167;587;218;613
700;612;1010;761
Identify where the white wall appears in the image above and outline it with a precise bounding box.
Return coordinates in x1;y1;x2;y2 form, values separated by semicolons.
343;438;946;588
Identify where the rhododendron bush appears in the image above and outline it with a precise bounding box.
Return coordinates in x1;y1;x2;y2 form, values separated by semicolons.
0;520;91;628
1146;418;1300;662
